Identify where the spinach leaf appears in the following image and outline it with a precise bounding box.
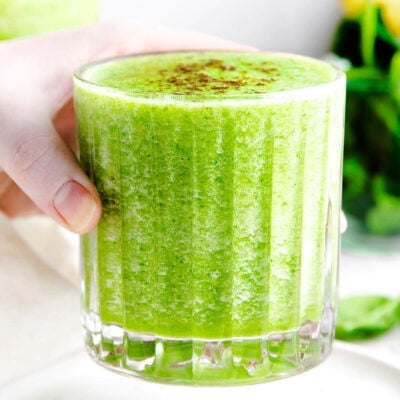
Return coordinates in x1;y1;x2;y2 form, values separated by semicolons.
335;295;400;341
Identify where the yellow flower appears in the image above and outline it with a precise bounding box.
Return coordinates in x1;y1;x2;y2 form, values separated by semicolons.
380;0;400;36
341;0;400;36
341;0;368;17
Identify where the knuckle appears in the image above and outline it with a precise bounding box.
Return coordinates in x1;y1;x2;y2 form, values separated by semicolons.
10;134;58;182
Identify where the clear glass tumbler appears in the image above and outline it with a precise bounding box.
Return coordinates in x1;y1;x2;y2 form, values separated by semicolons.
74;52;346;385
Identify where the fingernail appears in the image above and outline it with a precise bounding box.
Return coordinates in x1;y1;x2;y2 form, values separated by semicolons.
54;180;98;233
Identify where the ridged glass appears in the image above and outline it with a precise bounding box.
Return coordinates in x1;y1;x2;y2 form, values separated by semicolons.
74;53;346;385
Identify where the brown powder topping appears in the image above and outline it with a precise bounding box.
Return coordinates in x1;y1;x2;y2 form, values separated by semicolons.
158;57;279;94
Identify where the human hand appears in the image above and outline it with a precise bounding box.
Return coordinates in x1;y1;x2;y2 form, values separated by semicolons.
0;22;254;233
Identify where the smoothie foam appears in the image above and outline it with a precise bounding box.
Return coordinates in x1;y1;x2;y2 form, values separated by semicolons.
74;52;345;384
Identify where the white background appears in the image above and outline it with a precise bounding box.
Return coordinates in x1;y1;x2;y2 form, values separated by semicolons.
100;0;342;56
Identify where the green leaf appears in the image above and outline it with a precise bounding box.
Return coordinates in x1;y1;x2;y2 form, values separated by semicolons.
371;176;400;203
336;295;400;341
346;66;389;92
368;94;399;135
361;0;378;67
366;203;400;234
359;177;400;234
376;19;400;49
343;157;368;196
374;13;400;71
389;51;400;105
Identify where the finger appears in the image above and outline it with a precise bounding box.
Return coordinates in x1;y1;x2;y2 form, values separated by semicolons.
53;97;76;151
119;21;257;53
0;107;101;233
3;22;256;114
0;172;41;217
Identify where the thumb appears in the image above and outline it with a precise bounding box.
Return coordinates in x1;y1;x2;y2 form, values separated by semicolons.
0;107;101;233
0;22;253;232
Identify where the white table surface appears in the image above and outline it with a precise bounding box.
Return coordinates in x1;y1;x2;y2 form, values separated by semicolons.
0;214;399;394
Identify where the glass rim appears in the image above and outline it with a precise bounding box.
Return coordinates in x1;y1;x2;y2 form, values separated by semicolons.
74;50;346;103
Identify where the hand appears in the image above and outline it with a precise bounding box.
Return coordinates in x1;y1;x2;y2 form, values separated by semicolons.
0;22;253;233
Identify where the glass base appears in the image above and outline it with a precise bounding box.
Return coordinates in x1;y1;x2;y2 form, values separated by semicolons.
82;311;334;385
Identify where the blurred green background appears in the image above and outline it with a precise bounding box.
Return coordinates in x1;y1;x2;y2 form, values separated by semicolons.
332;0;400;249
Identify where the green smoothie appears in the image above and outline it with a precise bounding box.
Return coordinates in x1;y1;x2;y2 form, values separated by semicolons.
0;0;98;40
74;52;345;384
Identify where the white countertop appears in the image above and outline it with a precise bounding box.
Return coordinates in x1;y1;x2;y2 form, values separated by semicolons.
0;214;399;396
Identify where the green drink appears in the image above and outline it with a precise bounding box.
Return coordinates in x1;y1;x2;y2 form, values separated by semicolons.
0;0;98;40
74;52;345;385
